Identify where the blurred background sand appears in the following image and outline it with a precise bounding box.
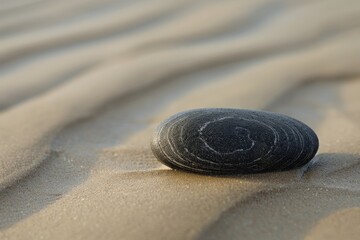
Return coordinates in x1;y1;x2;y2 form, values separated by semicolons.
0;0;360;239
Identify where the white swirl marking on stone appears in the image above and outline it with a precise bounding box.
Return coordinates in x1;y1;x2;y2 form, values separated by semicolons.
199;124;255;155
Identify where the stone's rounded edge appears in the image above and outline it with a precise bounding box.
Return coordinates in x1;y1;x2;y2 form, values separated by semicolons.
150;108;320;175
293;125;319;169
150;119;180;171
275;112;320;169
150;111;200;172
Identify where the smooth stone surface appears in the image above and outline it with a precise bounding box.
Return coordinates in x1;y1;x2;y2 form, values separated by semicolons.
151;108;319;174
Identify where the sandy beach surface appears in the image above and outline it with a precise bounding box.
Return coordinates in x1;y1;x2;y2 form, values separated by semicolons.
1;0;360;239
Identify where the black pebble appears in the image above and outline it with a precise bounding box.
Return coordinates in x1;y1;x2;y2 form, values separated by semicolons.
151;108;319;174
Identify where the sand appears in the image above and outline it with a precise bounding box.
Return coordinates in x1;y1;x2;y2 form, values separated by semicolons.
0;0;360;239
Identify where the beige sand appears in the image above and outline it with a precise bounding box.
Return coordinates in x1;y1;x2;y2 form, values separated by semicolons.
1;0;360;239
